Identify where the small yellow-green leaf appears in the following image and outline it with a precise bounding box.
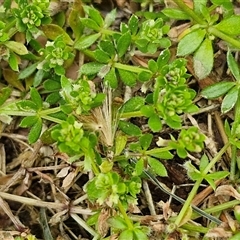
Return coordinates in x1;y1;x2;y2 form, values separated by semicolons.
193;38;213;79
115;132;127;156
4;41;28;55
41;24;74;45
148;114;162;132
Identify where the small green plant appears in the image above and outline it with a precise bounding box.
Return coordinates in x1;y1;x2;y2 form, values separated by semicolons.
163;0;240;79
2;1;240;239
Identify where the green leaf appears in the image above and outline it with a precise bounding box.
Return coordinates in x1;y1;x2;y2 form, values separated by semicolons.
86;179;101;201
201;81;235;99
224;119;231;137
207;171;229;180
40;24;74;45
121;96;145;113
140;133;153;150
118;120;141;136
30;88;42;109
19;116;38;128
227;50;240;81
115;133;127;156
148;114;162;132
8;52;18;71
119;230;133;240
188;170;202;181
194;0;208;13
199;154;209;172
138;71;152;82
45;92;61;105
108;216;128;230
0;87;12;106
148;157;168;177
204;176;217;190
104;67;118;88
141;105;155;117
4;41;28;55
162;8;191;20
74;33;101;50
17;100;38;111
221;86;238;113
118;69;137;86
135;158;144;176
215;15;240;36
133;229;148;240
128;15;138;35
193;38;213;79
176;147;188;158
157;49;170;69
80;62;105;76
104;8;116;28
18;63;38;79
81;18;101;31
83;5;104;27
99;40;115;57
148;59;158;73
177;29;206;56
94;49;110;63
28;118;43;144
33;69;45;87
117;31;131;58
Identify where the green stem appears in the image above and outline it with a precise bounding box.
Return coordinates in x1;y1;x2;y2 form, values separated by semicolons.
191;199;240;219
175;143;230;226
230;145;237;181
114;62;151;74
41;115;63;124
175;178;202;226
117;201;133;229
208;27;240;49
40;107;62;115
203;142;230;175
100;28;119;36
172;0;206;25
3;19;17;32
146;146;173;155
181;223;209;234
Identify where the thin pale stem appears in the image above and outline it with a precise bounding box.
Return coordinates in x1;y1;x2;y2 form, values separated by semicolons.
172;0;206;25
118;200;133;229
